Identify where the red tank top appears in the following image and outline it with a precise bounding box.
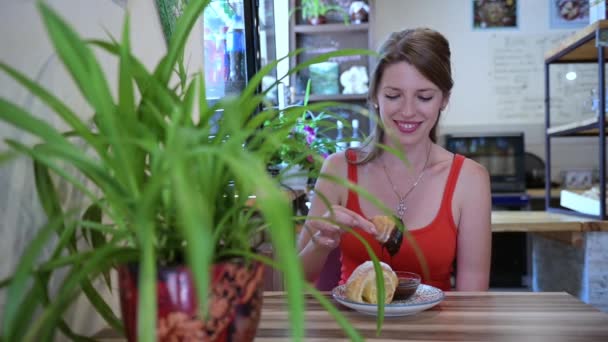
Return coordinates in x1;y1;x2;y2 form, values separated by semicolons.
339;150;464;291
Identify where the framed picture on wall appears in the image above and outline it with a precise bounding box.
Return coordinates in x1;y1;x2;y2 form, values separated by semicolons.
473;0;518;30
549;0;589;29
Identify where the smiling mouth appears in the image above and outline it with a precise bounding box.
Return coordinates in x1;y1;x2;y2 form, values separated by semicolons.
394;121;421;133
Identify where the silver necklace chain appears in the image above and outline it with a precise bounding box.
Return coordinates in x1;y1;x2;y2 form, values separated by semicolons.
381;145;432;220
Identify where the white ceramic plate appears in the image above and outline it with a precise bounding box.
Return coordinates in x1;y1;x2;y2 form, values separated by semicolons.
331;284;444;317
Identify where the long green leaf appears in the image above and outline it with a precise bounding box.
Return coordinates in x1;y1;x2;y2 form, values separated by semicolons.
180;74;198;126
170;137;213;320
136;215;157;342
0;97;74;145
9;270;95;342
1;216;63;340
38;250;97;272
88;39;178;113
130;148;174;342
216;150;305;340
37;10;114;148
81;204;114;290
0;150;18;165
39;2;146;199
240;48;303;101
5;144;101;219
116;13;142;195
33;159;68;236
0;62;103;156
81;280;125;334
5;140;119;205
23;247;135;342
0;98;126;204
117;15;135;125
196;72;209;125
305;284;364;341
217;248;360;339
83;206;109;246
38;2;115;129
33;161;119;332
35;163;125;333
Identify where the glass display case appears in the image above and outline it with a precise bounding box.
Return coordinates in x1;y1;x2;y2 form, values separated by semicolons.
203;0;246;98
156;0;276;103
202;0;277;102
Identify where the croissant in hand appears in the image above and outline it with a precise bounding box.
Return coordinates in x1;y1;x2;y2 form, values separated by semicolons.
371;215;403;256
344;261;398;304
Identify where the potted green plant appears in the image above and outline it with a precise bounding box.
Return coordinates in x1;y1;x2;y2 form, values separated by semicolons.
294;0;350;25
267;81;341;190
267;108;338;191
0;1;389;341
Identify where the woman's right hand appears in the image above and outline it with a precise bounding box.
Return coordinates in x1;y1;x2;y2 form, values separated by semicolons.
306;205;377;250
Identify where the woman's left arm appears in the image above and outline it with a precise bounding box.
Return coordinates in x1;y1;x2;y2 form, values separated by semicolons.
455;159;492;291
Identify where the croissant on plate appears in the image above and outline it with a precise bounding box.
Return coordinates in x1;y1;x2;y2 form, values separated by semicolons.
344;261;398;304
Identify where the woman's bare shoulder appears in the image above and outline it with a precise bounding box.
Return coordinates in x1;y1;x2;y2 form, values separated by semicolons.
452;155;491;235
322;150;349;175
461;157;490;178
313;151;351;206
457;157;491;198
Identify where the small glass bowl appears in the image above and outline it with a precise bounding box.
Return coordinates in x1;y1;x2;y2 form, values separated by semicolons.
393;271;421;301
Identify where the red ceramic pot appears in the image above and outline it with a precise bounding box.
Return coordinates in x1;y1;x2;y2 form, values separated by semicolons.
118;260;264;341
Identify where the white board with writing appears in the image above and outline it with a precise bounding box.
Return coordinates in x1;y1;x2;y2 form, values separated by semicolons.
489;33;600;125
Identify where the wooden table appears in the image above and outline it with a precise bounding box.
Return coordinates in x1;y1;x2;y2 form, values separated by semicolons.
255;291;608;341
96;291;608;341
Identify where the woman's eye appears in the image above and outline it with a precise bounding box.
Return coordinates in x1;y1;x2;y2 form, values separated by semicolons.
418;96;433;102
384;94;399;100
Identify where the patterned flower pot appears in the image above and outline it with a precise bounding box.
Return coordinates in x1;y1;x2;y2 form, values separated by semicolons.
307;15;327;25
118;259;264;341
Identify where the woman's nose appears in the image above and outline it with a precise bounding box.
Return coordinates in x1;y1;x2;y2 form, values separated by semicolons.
399;98;416;117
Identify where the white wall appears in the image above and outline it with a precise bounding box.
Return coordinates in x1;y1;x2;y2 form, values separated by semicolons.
0;0;201;115
372;0;604;181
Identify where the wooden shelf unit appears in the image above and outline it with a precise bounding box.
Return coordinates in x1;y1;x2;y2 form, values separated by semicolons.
546;116;608;136
544;20;608;220
294;93;368;102
288;0;375;137
545;20;608;63
293;22;369;33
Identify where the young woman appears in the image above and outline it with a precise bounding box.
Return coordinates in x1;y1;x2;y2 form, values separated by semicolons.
297;28;491;291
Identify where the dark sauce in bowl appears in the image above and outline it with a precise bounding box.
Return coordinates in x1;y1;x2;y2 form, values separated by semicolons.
393;272;421;301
